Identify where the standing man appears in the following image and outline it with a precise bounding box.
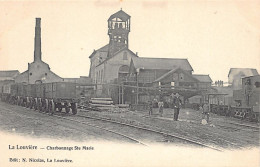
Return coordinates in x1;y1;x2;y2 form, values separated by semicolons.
158;100;164;117
202;103;210;124
148;100;153;116
173;93;182;121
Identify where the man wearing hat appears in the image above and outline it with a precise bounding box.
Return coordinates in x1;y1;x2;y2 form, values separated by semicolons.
173;93;182;121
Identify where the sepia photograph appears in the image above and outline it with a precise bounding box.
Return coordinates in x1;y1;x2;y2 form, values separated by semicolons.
0;0;259;166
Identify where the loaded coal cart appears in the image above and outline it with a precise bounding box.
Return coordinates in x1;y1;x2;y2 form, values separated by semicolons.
26;84;37;109
16;83;27;106
10;83;19;104
43;82;78;115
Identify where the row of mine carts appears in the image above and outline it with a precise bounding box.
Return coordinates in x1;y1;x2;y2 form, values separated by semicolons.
0;82;78;115
210;104;260;122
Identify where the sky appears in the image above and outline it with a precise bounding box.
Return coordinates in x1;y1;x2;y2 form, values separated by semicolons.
0;0;259;82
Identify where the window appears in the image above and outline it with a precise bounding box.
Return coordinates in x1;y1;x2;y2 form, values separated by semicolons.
45;73;47;76
171;82;175;89
255;82;260;88
30;73;32;76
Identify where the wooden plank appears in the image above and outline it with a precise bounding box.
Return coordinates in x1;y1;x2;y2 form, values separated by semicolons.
90;103;115;107
90;100;113;104
91;98;112;101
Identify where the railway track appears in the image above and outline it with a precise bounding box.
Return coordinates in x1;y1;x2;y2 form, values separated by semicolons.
51;113;147;146
2;101;251;151
216;122;259;133
0;103;147;144
75;112;224;151
228;122;259;130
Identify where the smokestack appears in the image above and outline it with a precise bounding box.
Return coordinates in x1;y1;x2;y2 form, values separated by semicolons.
34;18;42;62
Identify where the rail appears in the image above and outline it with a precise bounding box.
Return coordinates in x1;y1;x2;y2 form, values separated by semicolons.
76;112;224;151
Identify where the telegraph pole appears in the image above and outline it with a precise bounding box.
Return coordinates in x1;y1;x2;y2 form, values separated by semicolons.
136;72;139;104
122;82;124;104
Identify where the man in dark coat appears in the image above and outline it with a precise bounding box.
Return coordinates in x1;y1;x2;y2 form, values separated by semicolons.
173;93;182;121
148;100;153;116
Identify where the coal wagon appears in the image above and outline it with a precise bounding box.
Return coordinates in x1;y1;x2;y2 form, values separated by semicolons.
42;82;78;114
2;82;78;115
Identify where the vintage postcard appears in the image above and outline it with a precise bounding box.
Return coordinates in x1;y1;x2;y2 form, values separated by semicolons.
0;0;259;166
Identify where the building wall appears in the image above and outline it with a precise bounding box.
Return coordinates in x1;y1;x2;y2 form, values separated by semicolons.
15;71;29;83
89;51;106;79
94;50;136;84
104;50;135;82
92;50;136;96
29;61;62;84
197;82;211;89
159;69;198;88
15;61;62;84
137;69;158;83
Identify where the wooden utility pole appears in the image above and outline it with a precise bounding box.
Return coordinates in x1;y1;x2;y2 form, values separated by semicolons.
118;84;121;104
136;72;139;104
122;83;124;104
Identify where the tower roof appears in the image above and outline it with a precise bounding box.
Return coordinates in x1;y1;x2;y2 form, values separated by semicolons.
108;9;130;21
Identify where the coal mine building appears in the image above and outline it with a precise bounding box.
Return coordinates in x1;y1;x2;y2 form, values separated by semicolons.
15;18;63;84
88;9;213;105
125;57;213;105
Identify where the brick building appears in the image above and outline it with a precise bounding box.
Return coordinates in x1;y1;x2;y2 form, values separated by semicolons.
15;18;62;84
89;9;138;96
89;10;213;104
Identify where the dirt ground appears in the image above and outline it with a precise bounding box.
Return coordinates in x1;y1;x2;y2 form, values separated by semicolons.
79;107;260;150
0;102;137;143
1;101;259;149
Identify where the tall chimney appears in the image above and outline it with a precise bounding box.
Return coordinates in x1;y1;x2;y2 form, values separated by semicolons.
34;18;42;62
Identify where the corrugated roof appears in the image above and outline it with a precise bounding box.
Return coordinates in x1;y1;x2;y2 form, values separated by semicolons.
108;10;130;21
153;68;200;83
131;57;193;71
0;70;20;78
228;68;259;77
193;74;212;83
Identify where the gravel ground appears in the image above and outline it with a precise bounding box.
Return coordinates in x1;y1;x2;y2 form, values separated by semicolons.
79;107;260;149
1;101;259;149
72;115;197;147
0;102;140;143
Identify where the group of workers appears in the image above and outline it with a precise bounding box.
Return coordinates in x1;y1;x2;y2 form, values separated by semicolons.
148;93;210;123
